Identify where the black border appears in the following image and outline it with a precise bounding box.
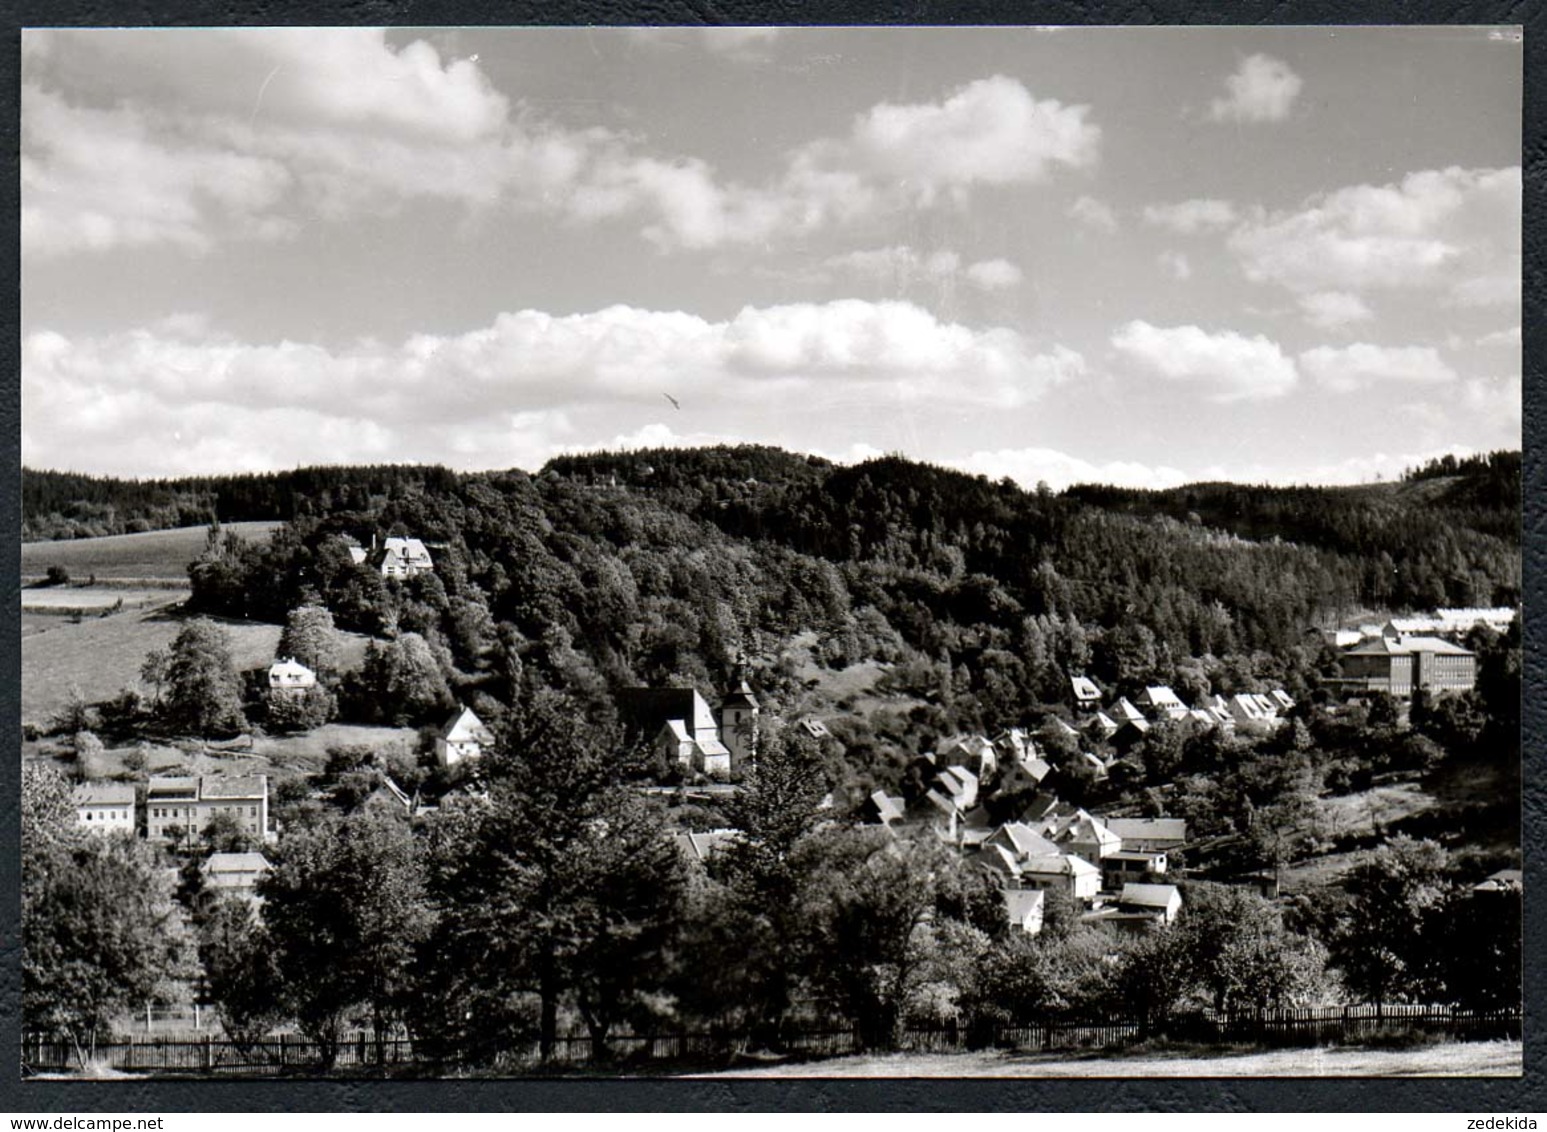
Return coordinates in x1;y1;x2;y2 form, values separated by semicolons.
2;2;1541;1113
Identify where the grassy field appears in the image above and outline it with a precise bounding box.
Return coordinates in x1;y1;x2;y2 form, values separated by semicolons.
692;1040;1523;1078
22;587;185;616
21;604;374;725
21;521;284;580
34;722;420;785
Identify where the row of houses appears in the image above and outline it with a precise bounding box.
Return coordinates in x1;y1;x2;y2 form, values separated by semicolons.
1072;683;1297;754
74;774;272;845
853;725;1191;936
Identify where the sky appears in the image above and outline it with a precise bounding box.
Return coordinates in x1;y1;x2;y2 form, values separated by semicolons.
19;26;1523;489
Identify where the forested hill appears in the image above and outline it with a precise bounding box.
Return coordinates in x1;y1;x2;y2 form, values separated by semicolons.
1065;450;1520;551
23;447;1520;723
22;464;464;540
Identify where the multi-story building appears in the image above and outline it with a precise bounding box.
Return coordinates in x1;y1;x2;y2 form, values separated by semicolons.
73;781;136;836
1339;635;1477;696
146;775;268;844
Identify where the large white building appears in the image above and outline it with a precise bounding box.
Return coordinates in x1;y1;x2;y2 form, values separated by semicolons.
73;781;136;836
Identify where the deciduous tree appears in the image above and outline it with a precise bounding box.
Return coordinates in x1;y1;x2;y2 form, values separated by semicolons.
262;809;433;1069
162;619;246;737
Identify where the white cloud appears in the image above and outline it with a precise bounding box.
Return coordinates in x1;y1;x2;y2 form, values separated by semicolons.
1209;54;1303;123
964;258;1024;290
1228;166;1521;308
1297;291;1374;330
625;27;780;59
21;85;295;256
1110;320;1297;402
1068;195;1118;232
1459;375;1523;433
1476;325;1521;348
820;246;1022;292
24;41;1100;257
1158;251;1192;281
22;29;592;257
848;75;1099;205
1297;343;1457;392
1142;198;1237;234
701;28;781;57
24;302;1085;475
952;447;1194;491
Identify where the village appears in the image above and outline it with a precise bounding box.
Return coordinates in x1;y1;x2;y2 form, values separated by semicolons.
30;517;1522;1067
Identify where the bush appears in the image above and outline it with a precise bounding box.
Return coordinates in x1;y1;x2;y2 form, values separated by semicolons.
44;565;70;587
264;685;338;733
1356;1026;1447;1050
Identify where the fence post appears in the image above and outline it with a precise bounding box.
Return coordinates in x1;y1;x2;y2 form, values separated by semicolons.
202;1034;213;1072
278;1033;287;1070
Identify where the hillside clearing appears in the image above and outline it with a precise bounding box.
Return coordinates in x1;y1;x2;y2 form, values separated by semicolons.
21;521;284;580
22;587;184;614
690;1040;1522;1078
21;604;373;725
34;723;420;784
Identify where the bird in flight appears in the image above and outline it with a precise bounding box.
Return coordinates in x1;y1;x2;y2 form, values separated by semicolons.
662;393;681;410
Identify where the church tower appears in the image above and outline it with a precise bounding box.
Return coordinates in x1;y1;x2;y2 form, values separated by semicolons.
718;654;760;774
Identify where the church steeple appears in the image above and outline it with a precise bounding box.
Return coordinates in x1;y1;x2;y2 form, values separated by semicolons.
718;652;759;774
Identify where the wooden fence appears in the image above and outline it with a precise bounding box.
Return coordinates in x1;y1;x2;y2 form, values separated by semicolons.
22;1004;1521;1077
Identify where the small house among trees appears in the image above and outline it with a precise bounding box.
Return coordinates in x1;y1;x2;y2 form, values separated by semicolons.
374;536;434;579
268;657;317;696
435;706;494;769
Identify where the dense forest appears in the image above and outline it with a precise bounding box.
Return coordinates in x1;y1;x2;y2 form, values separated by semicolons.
23;447;1521;753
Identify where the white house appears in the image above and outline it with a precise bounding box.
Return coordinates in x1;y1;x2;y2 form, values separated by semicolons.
1118;882;1183;925
621;687;743;776
377;537;435;579
267;657;317;695
1109;697;1146;725
1003;888;1046;936
436;706;494;768
1103;817;1188;854
1018;853;1102;902
1053;812;1123;864
73;781;136;836
200;852;271;909
1070;676;1102;712
1136;685;1188;720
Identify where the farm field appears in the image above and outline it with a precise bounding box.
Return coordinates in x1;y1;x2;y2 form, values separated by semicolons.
21;520;284;580
691;1040;1523;1078
21;605;374;726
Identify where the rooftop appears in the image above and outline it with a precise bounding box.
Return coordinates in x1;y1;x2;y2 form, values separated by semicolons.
1119;882;1181;908
201;775;268;800
1347;636;1473;657
74;781;135;806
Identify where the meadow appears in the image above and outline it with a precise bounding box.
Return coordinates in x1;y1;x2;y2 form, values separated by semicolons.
21;520;284;580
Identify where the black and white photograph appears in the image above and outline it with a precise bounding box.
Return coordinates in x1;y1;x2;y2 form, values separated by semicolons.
17;25;1523;1081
